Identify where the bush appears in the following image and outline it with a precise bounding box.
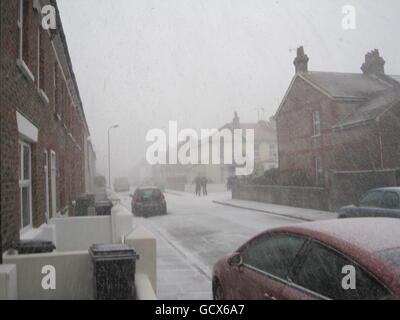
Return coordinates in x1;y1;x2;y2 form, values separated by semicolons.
250;168;279;185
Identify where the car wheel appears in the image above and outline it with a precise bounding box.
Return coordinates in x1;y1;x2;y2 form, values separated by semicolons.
213;280;225;300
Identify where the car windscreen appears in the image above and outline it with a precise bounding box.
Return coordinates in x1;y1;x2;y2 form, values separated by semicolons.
378;248;400;269
140;189;162;199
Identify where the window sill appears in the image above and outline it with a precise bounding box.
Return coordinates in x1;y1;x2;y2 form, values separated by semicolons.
311;134;322;139
16;59;35;83
37;88;49;105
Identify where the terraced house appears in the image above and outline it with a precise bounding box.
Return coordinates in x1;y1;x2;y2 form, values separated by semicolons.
276;47;400;186
0;0;96;253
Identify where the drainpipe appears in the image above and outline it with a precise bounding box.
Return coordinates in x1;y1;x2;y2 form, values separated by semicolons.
377;117;384;169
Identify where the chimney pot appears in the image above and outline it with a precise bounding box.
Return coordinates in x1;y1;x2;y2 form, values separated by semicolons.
361;49;385;75
293;46;309;74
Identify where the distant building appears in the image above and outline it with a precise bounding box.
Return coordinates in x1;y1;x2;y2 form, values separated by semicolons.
0;0;96;252
276;47;400;186
189;113;278;184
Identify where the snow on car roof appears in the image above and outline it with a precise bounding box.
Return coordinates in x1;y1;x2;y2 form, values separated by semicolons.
290;218;400;253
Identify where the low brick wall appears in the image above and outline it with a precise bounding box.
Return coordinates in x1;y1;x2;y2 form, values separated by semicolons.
329;169;399;211
233;169;400;212
233;184;329;211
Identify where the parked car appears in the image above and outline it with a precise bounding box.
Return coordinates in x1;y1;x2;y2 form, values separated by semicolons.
338;187;400;219
113;177;130;192
212;218;400;300
131;186;167;217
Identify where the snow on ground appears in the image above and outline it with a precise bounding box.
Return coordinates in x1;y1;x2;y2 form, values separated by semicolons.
119;190;309;300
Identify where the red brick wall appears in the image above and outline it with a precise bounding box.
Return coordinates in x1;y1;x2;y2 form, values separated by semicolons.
276;76;398;186
1;0;88;252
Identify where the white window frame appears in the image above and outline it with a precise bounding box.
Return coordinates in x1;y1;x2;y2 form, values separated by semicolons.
50;150;57;217
44;149;50;222
269;143;277;160
37;27;49;104
254;143;260;160
17;0;35;82
315;156;323;185
313;111;321;137
19;140;33;232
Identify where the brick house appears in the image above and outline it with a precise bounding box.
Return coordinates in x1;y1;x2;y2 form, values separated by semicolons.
276;47;400;186
187;113;278;184
1;0;96;253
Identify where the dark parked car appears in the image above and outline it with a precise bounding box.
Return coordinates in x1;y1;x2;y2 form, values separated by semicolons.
131;186;167;217
338;187;400;219
212;218;400;300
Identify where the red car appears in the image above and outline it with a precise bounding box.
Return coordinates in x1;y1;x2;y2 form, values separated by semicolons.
212;218;400;300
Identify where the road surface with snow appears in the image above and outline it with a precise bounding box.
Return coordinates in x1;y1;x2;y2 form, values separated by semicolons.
118;190;305;300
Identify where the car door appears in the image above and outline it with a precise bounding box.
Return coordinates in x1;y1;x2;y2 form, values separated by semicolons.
380;191;400;218
282;240;391;300
231;233;307;300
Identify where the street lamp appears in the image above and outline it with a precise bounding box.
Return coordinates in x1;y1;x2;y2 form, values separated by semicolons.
108;124;119;188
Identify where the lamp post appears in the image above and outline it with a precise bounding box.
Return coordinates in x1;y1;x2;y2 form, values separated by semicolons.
108;124;119;189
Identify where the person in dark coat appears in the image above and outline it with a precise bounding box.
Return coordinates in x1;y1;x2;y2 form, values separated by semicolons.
201;176;208;196
194;175;202;196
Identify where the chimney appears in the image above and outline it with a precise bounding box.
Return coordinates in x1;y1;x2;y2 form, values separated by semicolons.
361;49;385;75
293;46;309;74
232;112;240;129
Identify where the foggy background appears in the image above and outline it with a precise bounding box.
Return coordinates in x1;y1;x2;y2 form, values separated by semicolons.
57;0;400;181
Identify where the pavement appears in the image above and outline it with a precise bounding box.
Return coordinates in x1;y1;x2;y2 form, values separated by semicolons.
117;189;338;300
212;197;337;221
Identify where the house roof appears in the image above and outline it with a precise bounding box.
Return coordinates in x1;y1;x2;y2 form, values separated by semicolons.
277;70;400;130
302;71;395;100
222;121;277;142
334;88;400;129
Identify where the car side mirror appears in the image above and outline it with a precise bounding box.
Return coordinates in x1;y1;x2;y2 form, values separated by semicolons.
228;253;243;267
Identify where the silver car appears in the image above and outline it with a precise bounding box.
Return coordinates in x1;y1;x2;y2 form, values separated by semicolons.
338;187;400;219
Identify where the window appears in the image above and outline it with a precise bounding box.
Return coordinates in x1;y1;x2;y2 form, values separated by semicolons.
37;28;49;104
54;62;61;117
19;141;32;230
312;111;321;136
359;190;383;207
269;143;277;159
254;143;260;159
381;192;400;209
315;156;323;185
294;242;390;300
17;0;35;82
241;233;307;279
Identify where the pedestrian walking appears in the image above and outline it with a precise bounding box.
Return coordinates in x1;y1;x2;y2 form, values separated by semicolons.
194;176;202;196
201;176;208;196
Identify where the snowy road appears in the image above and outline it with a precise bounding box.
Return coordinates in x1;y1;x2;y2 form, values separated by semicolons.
118;190;304;300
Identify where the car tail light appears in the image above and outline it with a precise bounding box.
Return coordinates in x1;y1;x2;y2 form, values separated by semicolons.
135;195;142;202
160;194;165;200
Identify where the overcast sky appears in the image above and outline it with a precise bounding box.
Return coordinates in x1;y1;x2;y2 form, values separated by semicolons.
57;0;400;180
